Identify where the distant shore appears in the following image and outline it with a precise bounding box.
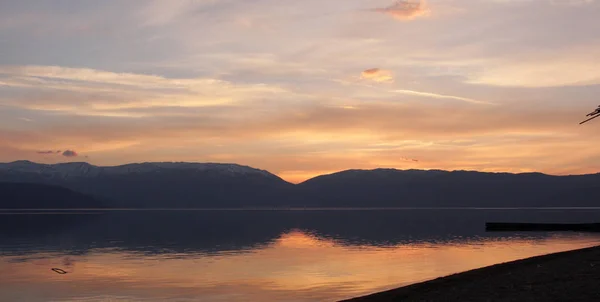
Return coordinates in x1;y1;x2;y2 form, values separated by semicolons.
341;245;600;302
4;207;600;211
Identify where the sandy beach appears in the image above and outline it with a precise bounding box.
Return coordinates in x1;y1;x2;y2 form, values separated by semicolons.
341;245;600;302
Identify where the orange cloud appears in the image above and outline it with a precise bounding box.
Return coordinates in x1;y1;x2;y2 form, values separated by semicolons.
361;68;394;83
374;0;430;21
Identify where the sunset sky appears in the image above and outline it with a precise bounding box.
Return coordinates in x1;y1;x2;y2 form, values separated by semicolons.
1;0;599;183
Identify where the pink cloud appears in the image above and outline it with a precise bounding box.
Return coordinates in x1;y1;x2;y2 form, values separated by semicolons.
374;0;430;21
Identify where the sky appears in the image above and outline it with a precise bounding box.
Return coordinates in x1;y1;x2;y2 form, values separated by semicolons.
0;0;599;183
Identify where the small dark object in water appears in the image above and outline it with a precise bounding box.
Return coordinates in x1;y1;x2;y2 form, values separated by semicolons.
51;268;68;274
486;222;600;232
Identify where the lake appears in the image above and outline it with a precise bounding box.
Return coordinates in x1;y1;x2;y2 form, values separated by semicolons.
1;209;600;301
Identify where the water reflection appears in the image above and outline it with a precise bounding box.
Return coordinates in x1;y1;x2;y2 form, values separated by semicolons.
1;210;600;301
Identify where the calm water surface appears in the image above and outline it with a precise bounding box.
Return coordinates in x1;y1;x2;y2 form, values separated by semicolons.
1;209;600;302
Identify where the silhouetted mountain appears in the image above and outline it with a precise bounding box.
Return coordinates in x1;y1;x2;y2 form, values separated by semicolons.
0;182;105;209
0;161;293;208
296;169;600;207
1;161;600;208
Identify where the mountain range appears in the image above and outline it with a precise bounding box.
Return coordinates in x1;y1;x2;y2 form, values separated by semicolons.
1;160;599;209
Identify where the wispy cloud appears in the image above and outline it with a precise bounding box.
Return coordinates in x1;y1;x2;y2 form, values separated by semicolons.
0;65;227;89
136;0;234;27
463;48;600;87
36;150;61;155
136;0;196;27
549;0;594;6
338;78;491;105
0;65;292;114
391;89;493;105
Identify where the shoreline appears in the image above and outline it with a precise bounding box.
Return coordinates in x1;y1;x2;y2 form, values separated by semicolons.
340;245;600;302
3;207;600;211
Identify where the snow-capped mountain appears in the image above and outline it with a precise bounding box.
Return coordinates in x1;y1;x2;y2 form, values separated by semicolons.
0;160;292;208
0;160;276;179
104;162;275;177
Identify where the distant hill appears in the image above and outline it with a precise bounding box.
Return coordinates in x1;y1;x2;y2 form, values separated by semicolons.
1;161;599;208
0;161;293;208
0;182;105;209
296;169;600;207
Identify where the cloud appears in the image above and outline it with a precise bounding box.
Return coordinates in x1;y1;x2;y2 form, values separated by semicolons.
464;51;600;87
361;68;394;83
0;65;224;89
137;0;194;27
36;150;60;154
549;0;595;6
373;0;430;21
3;100;588;151
0;65;289;100
343;75;490;105
62;150;78;157
0;65;293;114
136;0;227;27
391;89;493;105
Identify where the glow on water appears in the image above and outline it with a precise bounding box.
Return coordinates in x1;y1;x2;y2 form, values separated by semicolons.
1;210;600;301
